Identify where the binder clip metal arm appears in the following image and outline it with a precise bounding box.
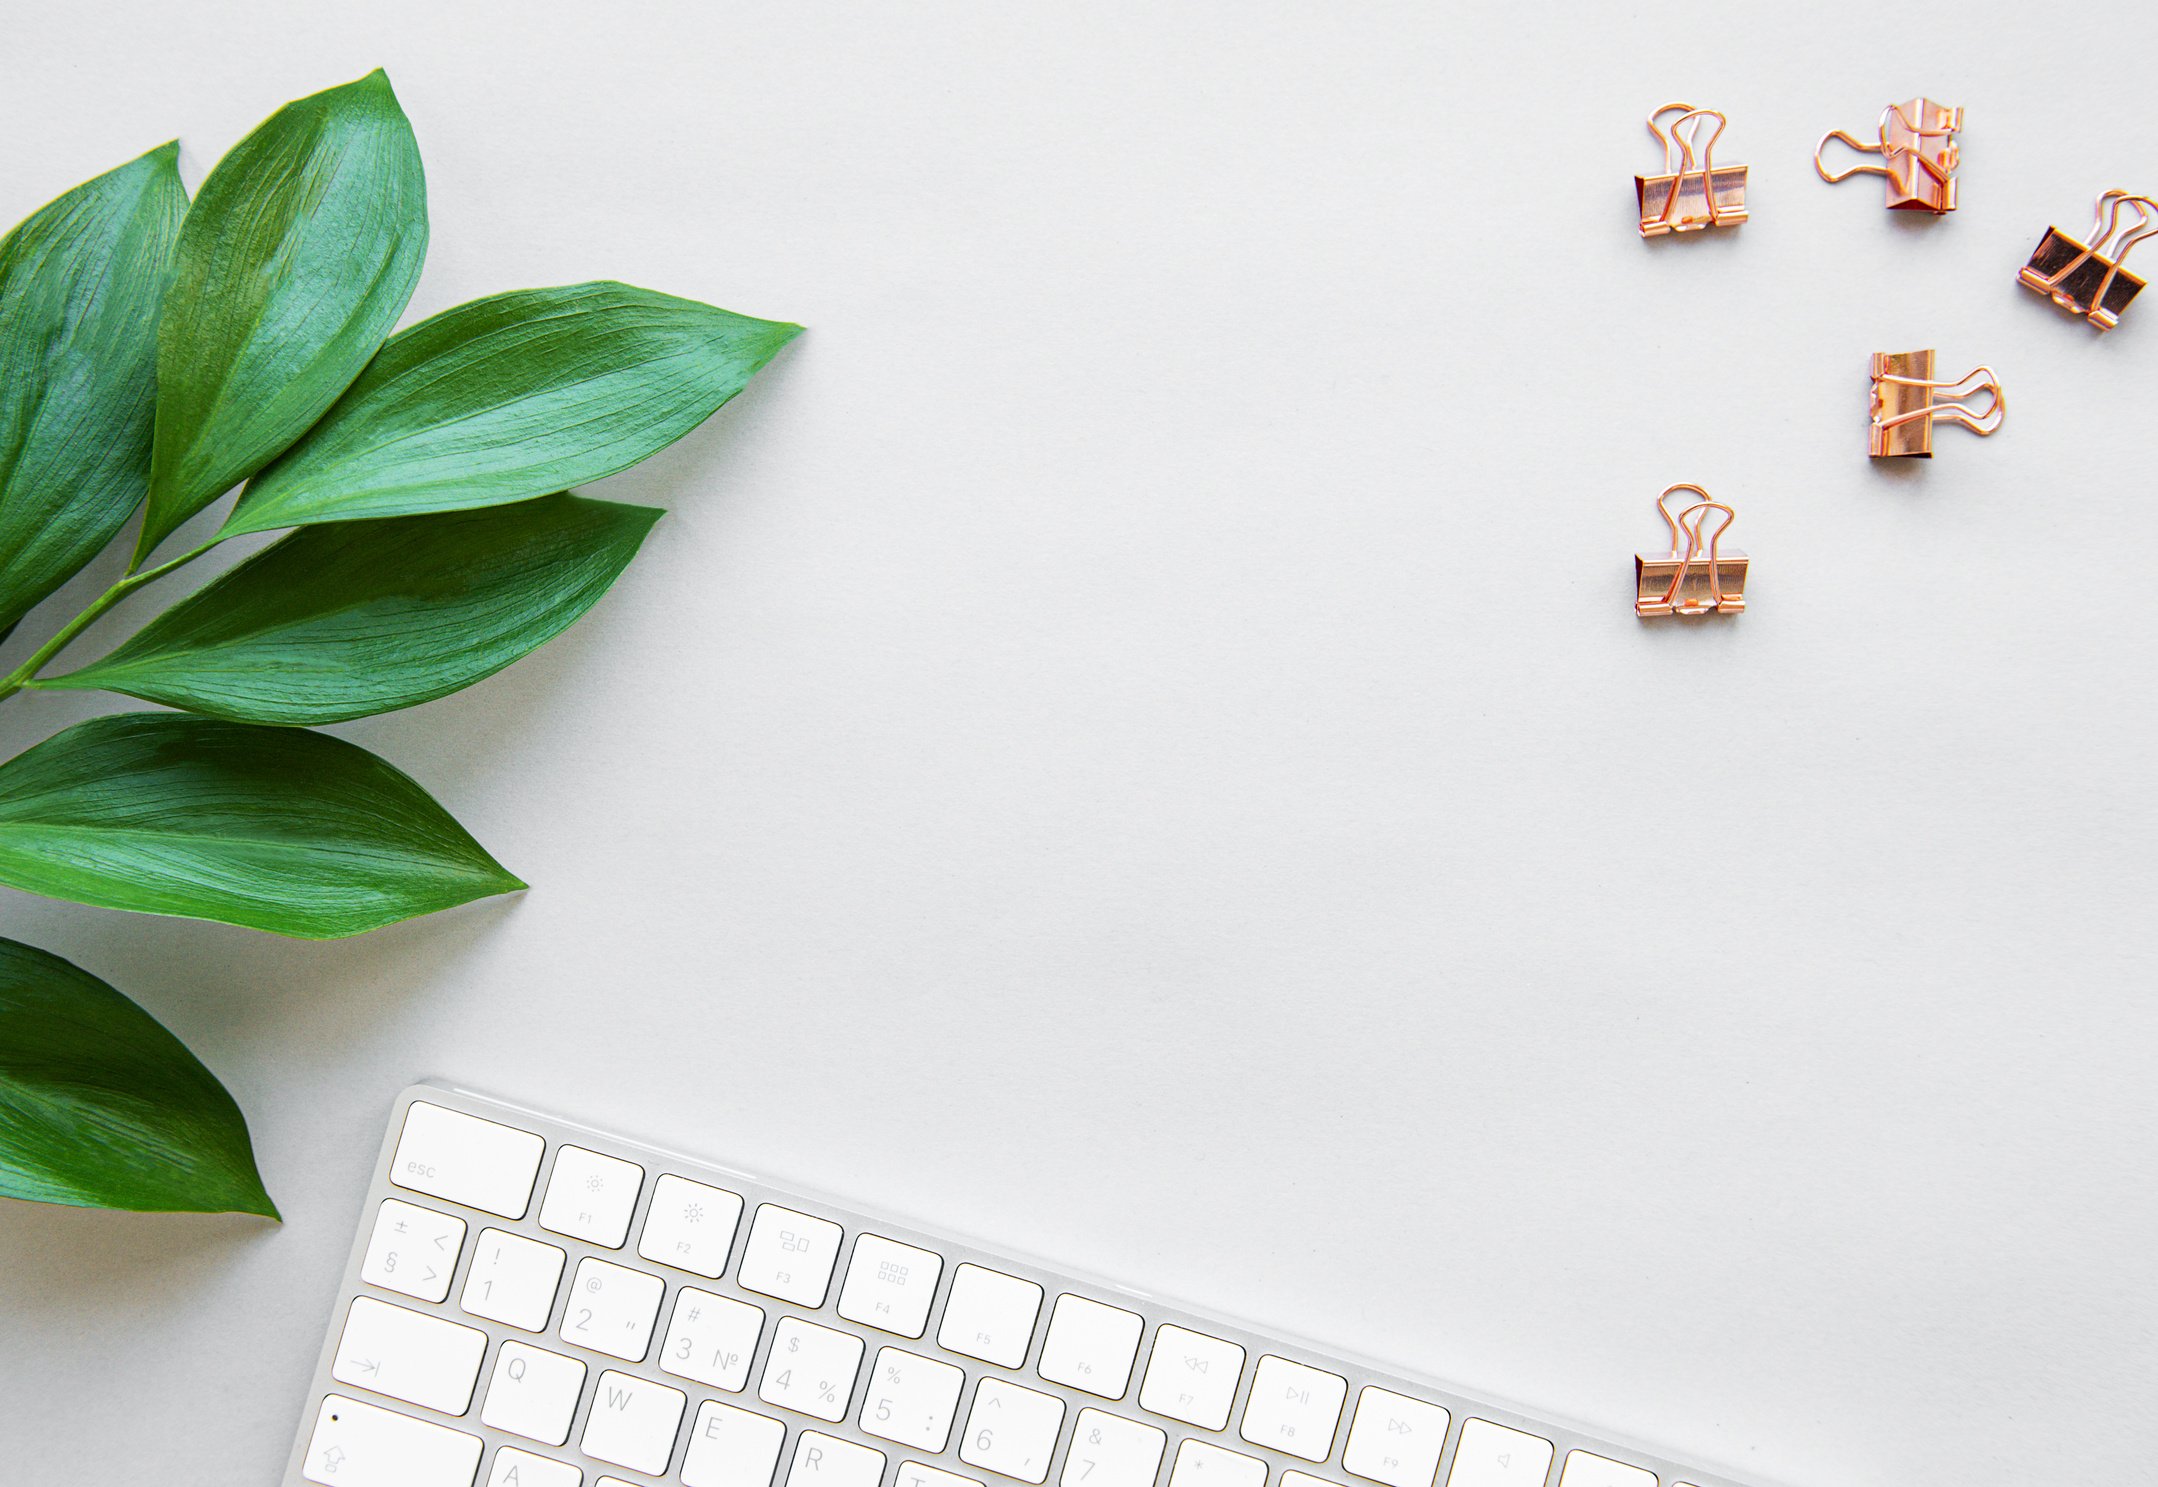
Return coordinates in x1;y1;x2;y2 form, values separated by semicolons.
1815;99;1962;214
1637;104;1748;237
2019;190;2158;330
1869;351;2005;458
1636;484;1747;617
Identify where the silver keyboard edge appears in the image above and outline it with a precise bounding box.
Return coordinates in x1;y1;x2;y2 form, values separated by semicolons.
278;1078;1773;1487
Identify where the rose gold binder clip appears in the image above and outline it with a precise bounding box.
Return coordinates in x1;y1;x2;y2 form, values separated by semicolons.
2018;190;2157;330
1814;99;1962;214
1636;485;1746;617
1636;104;1748;237
1868;350;2004;458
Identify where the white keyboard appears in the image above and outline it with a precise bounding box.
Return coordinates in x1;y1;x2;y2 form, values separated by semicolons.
283;1083;1754;1487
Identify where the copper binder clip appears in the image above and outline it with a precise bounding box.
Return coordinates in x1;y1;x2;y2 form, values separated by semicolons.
2018;190;2157;330
1868;350;2004;458
1814;99;1962;214
1637;104;1748;237
1636;485;1746;617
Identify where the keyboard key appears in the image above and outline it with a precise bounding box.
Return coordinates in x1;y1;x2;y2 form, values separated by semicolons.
1343;1387;1450;1487
1062;1407;1166;1487
333;1296;488;1415
1284;1474;1350;1487
862;1345;965;1451
560;1258;664;1363
939;1263;1045;1368
1445;1420;1553;1487
392;1101;545;1218
582;1370;687;1475
790;1431;887;1487
1241;1355;1348;1462
681;1399;788;1487
838;1233;945;1337
304;1395;482;1487
481;1341;587;1446
1039;1295;1144;1399
660;1287;765;1391
463;1228;567;1332
486;1446;583;1487
640;1174;746;1278
738;1203;844;1306
361;1198;465;1303
902;1464;987;1487
961;1378;1066;1484
1139;1325;1245;1432
1558;1451;1657;1487
539;1146;645;1249
761;1316;866;1422
1168;1440;1266;1487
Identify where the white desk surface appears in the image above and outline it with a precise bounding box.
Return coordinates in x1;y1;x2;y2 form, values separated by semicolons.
2;4;2153;1483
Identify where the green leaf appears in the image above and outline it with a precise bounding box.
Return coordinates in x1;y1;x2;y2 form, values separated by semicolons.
0;713;521;938
224;282;799;535
0;937;276;1215
138;69;427;564
0;143;187;633
42;494;662;724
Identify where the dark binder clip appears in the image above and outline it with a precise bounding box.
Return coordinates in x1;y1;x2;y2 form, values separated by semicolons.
1814;99;1961;214
1637;104;1748;237
2019;190;2156;331
1636;485;1746;617
1868;350;2004;458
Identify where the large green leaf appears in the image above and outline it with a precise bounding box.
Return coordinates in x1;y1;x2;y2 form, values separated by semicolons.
42;494;662;724
138;69;427;564
0;713;521;938
0;937;276;1215
224;282;800;535
0;143;187;632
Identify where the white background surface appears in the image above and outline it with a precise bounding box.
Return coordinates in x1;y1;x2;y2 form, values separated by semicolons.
1;3;2152;1483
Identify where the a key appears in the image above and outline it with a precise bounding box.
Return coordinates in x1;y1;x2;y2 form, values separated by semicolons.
333;1296;487;1415
681;1399;787;1487
304;1396;482;1487
1168;1441;1266;1487
789;1431;887;1487
837;1233;944;1338
558;1257;664;1363
1557;1450;1657;1487
360;1198;465;1304
960;1378;1066;1484
539;1146;645;1249
1343;1387;1450;1487
485;1446;584;1487
1444;1420;1554;1487
1061;1408;1166;1487
462;1228;567;1332
1240;1354;1348;1463
759;1316;865;1423
1038;1295;1144;1399
1285;1473;1352;1487
861;1345;965;1452
581;1370;687;1476
738;1203;844;1306
1138;1325;1245;1432
391;1102;545;1218
938;1264;1045;1369
480;1341;588;1447
660;1286;765;1391
639;1174;746;1278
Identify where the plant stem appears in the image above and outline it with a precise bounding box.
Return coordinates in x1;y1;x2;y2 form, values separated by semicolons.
0;541;218;705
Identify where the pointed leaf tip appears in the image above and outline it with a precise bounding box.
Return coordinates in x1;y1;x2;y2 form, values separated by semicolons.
0;937;278;1215
138;69;427;563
